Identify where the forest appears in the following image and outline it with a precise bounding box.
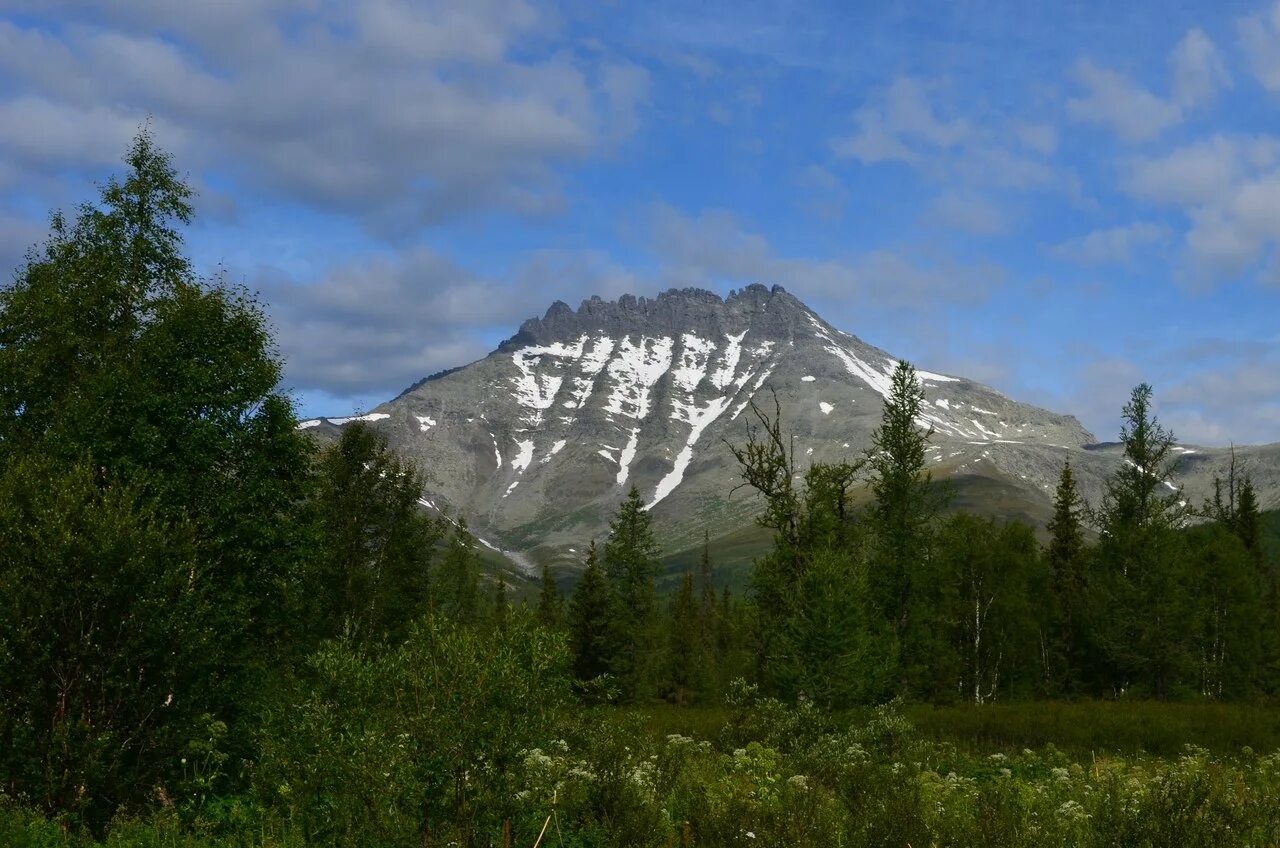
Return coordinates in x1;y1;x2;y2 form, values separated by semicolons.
3;137;1280;847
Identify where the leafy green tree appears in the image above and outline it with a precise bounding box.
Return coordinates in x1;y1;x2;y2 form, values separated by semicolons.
0;132;311;823
537;565;565;629
1092;384;1193;698
1043;462;1091;695
436;522;482;624
310;423;442;645
729;396;873;700
934;515;1042;703
1185;525;1263;698
0;456;207;827
602;486;661;699
568;542;613;684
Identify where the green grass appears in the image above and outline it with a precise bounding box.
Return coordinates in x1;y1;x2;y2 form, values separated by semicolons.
629;700;1280;757
905;701;1280;757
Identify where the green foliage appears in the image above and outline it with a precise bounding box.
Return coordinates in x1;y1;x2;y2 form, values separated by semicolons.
602;486;661;700
0;455;206;828
1092;384;1196;698
434;522;482;624
661;572;705;704
1043;462;1090;695
308;423;442;645
568;541;614;686
536;565;565;629
0;132;311;829
255;615;570;848
867;360;943;638
930;515;1043;703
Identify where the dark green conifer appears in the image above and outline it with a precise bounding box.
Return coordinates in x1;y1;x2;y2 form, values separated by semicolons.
537;565;565;629
602;486;661;699
1044;462;1089;694
663;571;703;704
436;522;482;624
568;541;613;683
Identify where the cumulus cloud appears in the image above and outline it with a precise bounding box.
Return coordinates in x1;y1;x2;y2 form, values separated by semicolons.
831;77;972;165
829;75;1074;205
1066;60;1183;143
1170;28;1231;108
259;245;642;396
1048;222;1170;266
0;1;649;232
1067;28;1228;143
648;203;1003;309
1124;135;1280;283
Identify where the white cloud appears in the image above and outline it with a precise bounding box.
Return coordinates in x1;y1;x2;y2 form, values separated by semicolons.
1066;59;1182;143
1124;135;1280;283
1067;27;1228;143
649;203;1003;308
0;2;649;230
830;75;1075;206
831;77;971;164
1170;27;1231;108
260;245;642;396
1239;0;1280;92
1048;222;1170;266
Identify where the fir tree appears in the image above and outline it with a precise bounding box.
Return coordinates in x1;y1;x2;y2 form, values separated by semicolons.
568;542;613;683
663;571;703;704
866;360;944;695
436;522;482;624
867;360;938;636
602;486;661;699
1044;462;1089;695
490;577;510;633
1093;384;1193;698
311;423;442;645
537;565;565;629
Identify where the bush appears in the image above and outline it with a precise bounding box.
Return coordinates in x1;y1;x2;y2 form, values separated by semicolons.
254;614;570;848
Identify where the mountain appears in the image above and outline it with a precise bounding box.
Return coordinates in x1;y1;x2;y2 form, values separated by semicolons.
300;285;1280;578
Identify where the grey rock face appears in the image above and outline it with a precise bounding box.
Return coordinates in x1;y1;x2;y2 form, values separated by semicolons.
300;285;1279;572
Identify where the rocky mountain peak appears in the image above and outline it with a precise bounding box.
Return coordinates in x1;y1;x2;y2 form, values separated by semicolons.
499;284;815;352
299;286;1279;577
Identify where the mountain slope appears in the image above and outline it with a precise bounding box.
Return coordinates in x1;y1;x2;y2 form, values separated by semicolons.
301;285;1280;573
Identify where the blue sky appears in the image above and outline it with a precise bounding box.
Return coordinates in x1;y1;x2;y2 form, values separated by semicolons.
1;0;1279;445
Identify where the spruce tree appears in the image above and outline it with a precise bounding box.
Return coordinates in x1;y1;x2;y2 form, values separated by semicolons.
867;360;936;630
1093;384;1192;698
491;577;510;633
602;486;661;699
663;571;703;704
311;423;442;645
568;542;613;683
1044;462;1089;694
436;522;482;624
866;360;942;694
537;565;565;629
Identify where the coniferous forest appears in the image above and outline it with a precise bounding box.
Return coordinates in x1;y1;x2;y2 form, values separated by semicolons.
5;138;1280;847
